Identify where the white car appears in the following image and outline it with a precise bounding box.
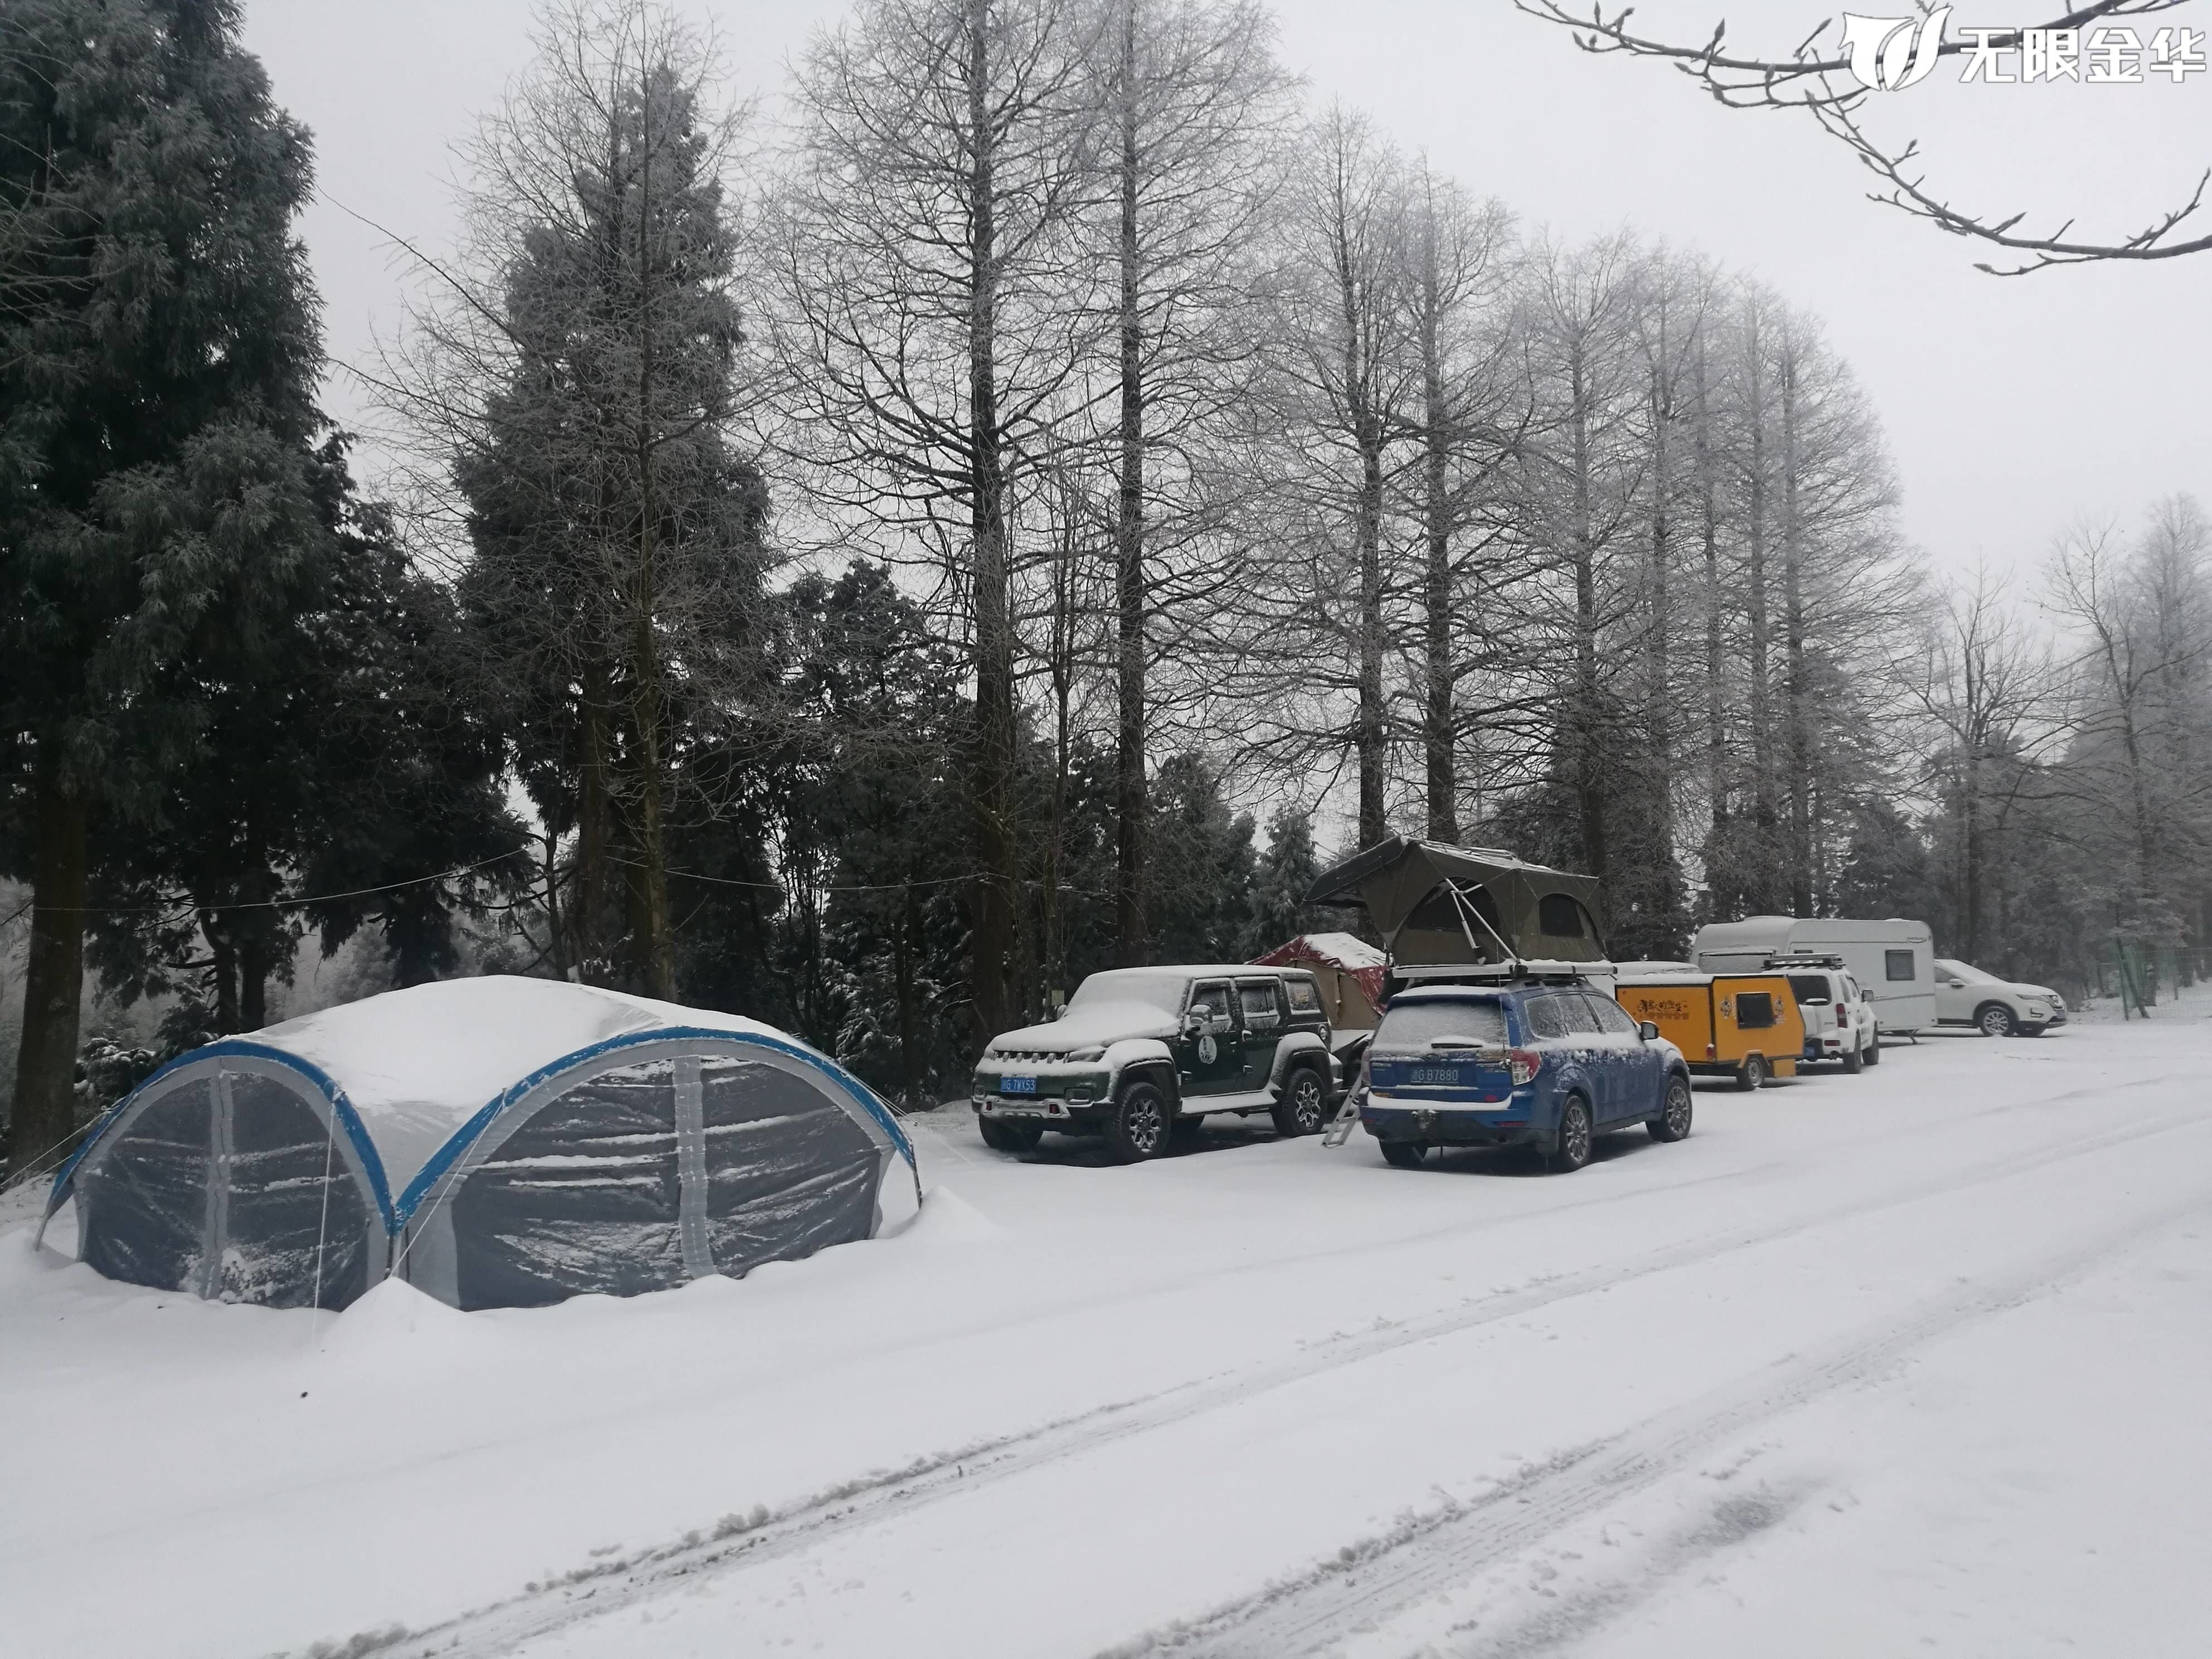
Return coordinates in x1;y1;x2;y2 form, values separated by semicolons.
1933;958;2069;1037
1774;957;1880;1071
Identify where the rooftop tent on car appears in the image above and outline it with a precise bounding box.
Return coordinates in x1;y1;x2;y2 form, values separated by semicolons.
39;977;920;1312
1304;837;1609;968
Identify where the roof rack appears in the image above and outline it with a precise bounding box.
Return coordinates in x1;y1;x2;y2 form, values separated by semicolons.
1766;953;1846;969
1389;959;1613;991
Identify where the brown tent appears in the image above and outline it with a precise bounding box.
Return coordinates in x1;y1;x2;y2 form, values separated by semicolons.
1304;837;1608;967
1251;933;1388;1030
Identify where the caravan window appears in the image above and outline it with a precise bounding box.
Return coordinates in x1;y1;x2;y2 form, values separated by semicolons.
1734;991;1777;1029
1537;894;1586;938
1886;949;1917;982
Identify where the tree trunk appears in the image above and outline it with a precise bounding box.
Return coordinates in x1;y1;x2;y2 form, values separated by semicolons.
1645;312;1677;932
1743;316;1778;913
1697;337;1728;905
632;74;677;1001
1569;339;1606;879
1113;0;1149;967
6;749;90;1178
575;661;613;979
1779;336;1813;915
1419;224;1458;843
967;0;1020;1043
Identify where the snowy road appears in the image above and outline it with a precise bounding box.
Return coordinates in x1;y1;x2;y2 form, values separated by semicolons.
6;998;2211;1658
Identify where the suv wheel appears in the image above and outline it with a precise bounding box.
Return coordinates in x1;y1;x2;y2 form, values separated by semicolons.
1736;1054;1770;1092
1104;1077;1172;1162
1549;1095;1593;1172
1863;1036;1881;1066
1976;1002;2016;1038
1840;1042;1863;1075
1647;1075;1693;1142
978;1115;1044;1153
1380;1139;1430;1170
1270;1064;1328;1137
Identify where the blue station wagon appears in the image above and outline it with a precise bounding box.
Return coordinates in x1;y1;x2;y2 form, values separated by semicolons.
1355;981;1694;1172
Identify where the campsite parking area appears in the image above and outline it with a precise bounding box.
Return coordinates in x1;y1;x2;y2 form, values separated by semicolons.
6;993;2212;1659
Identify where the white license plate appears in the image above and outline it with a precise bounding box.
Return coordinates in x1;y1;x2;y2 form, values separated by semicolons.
1002;1075;1037;1094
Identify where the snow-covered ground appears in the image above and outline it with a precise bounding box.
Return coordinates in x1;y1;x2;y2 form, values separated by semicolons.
6;992;2211;1659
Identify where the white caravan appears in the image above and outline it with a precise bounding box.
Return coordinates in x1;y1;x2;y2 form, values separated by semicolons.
1691;916;1936;1037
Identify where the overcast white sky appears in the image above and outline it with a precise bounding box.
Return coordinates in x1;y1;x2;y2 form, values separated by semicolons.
245;0;2209;580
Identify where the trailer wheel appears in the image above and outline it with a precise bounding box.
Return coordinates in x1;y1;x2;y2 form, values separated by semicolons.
1737;1054;1771;1092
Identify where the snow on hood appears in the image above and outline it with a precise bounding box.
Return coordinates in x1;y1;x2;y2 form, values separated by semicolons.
251;977;820;1196
988;1001;1178;1053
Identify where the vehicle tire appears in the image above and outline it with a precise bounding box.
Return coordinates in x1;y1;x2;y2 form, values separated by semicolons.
1548;1095;1594;1172
1736;1053;1771;1092
1840;1042;1864;1075
1270;1064;1330;1138
1103;1077;1173;1163
1380;1139;1430;1170
1647;1074;1694;1142
1976;1002;2016;1039
978;1115;1044;1153
1864;1037;1882;1066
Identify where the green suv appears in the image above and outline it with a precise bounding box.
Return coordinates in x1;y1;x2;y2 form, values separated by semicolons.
972;965;1336;1162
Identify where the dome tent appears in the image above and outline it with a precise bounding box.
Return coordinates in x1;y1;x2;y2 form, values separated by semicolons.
41;978;920;1312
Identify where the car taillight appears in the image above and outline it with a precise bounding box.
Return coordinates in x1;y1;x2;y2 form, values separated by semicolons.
1706;1041;1718;1059
1836;1005;1847;1027
1507;1047;1541;1086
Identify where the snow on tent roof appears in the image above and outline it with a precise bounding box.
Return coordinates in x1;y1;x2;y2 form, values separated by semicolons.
246;976;860;1201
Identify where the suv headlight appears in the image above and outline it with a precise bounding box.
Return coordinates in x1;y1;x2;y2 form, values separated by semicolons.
1065;1045;1107;1063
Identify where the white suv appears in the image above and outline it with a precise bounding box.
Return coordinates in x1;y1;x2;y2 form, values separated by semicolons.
1933;959;2068;1037
1774;957;1880;1071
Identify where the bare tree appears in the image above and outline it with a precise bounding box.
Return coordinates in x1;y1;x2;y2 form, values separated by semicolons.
1515;2;2211;275
769;0;1096;1044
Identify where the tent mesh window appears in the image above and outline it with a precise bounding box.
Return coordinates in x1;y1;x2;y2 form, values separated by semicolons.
217;1073;372;1308
76;1078;215;1296
450;1058;685;1310
699;1056;882;1275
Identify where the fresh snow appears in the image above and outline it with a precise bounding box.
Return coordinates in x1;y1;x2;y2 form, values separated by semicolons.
5;991;2211;1658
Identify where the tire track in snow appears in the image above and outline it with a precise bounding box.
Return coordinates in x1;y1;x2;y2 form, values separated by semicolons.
348;1083;2209;1659
1109;1186;2212;1658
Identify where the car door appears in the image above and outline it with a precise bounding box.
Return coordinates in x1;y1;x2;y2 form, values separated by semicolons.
1180;979;1243;1096
1551;992;1612;1116
1932;959;1970;1022
1586;993;1658;1119
1235;978;1284;1092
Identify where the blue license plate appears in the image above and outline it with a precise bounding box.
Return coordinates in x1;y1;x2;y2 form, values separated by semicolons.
1002;1075;1037;1094
1408;1066;1469;1086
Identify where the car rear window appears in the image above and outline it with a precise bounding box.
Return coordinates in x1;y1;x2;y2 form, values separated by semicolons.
1787;974;1831;1003
1375;999;1509;1051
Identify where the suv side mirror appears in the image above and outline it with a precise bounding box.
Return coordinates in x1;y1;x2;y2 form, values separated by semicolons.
1637;1020;1660;1042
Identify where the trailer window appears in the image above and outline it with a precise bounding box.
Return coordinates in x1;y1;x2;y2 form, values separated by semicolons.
1537;894;1586;938
1885;949;1917;982
1735;991;1777;1029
